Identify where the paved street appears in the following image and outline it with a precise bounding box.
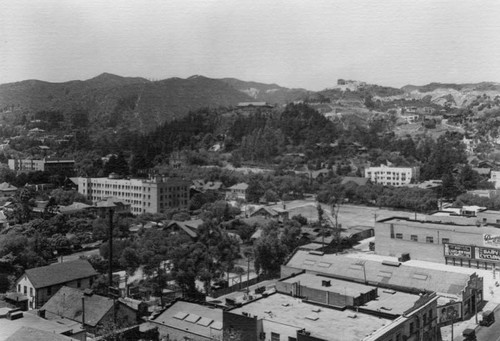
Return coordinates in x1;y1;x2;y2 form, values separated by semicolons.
475;305;500;341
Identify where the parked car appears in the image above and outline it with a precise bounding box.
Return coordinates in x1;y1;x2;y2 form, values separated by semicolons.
462;328;476;341
480;310;495;327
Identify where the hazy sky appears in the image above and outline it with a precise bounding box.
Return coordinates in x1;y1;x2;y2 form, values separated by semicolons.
2;0;500;90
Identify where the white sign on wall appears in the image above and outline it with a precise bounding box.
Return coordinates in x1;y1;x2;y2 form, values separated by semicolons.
483;234;500;247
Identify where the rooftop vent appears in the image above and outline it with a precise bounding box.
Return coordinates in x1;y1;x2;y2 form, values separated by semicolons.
321;280;331;287
382;260;401;267
309;251;324;256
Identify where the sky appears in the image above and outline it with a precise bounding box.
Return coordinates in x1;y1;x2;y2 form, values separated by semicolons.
2;0;500;90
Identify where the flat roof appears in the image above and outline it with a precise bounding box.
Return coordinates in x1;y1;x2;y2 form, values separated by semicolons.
282;273;375;297
0;311;75;340
152;301;223;339
230;293;392;341
377;216;498;233
286;251;472;296
362;289;420;316
282;273;420;315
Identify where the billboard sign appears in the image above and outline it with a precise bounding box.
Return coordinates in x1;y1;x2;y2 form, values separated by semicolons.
444;243;472;259
438;302;462;325
483;234;500;248
476;247;500;262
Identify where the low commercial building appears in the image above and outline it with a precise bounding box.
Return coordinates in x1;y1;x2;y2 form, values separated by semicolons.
375;212;500;269
364;165;419;186
225;276;439;341
73;174;190;215
15;260;98;309
282;250;482;321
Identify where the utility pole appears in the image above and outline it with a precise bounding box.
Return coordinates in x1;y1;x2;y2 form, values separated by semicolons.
108;207;114;293
475;278;479;324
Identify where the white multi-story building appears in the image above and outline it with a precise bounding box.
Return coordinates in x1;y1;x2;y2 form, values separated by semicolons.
73;175;190;215
8;158;75;174
364;164;419;186
491;171;500;189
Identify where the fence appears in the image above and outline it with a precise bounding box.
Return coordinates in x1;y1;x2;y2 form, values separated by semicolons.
209;273;276;298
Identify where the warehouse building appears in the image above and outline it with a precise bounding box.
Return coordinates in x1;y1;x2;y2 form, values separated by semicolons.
224;273;439;341
281;250;482;321
375;210;500;269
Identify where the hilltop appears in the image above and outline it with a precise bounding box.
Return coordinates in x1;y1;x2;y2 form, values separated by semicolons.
0;73;310;132
2;74;500;133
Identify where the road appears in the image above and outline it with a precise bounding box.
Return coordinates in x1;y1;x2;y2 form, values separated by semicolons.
474;305;500;341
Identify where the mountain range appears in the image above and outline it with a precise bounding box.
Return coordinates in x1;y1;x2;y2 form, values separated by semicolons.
1;73;499;132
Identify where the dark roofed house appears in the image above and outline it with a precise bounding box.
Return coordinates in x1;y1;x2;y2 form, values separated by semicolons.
0;182;17;198
93;197;131;216
42;286;137;334
15;260;98;309
166;219;205;239
250;206;289;222
472;167;491;177
58;202;91;215
225;183;249;201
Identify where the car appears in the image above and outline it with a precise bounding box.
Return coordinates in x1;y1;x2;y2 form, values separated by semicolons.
462;328;476;341
480;310;495;327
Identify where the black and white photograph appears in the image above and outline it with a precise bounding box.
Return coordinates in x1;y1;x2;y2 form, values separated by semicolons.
1;1;500;340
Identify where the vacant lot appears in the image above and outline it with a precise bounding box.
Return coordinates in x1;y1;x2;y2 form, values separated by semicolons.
270;200;416;228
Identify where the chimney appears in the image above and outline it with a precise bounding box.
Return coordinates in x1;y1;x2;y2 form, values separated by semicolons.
38;309;46;318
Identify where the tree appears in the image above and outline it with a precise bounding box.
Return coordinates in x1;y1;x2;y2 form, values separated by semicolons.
442;172;460;199
119;247;141;274
43;197;58;219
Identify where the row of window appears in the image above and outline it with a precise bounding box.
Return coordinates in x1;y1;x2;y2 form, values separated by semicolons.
89;183;187;193
394;233;449;244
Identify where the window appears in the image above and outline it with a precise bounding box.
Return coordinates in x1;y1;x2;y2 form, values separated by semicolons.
426;236;434;244
396;233;403;239
24;286;27;294
288;338;297;341
396;334;401;341
271;333;280;341
423;312;427;325
411;235;418;242
30;288;33;297
429;309;432;321
442;238;450;244
17;284;20;292
410;322;414;334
